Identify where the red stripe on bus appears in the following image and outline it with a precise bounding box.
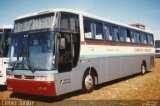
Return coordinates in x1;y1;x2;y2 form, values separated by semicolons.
81;41;154;48
7;79;56;96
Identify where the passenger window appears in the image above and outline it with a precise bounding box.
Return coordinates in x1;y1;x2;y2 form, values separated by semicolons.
60;13;79;32
147;34;154;45
126;29;131;43
144;34;148;44
119;27;126;42
104;24;112;41
135;32;140;43
70;15;79;31
94;22;103;40
84;19;93;39
141;33;148;44
131;31;136;43
60;14;69;30
112;26;119;41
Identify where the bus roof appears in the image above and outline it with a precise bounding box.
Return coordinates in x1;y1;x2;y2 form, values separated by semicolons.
15;8;153;34
0;25;12;29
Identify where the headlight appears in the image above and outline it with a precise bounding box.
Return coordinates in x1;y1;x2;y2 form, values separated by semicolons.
7;65;13;69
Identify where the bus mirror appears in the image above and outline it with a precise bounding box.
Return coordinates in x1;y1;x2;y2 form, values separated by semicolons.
60;38;66;50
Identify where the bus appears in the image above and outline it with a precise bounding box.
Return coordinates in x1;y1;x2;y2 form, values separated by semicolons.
0;25;12;86
155;40;160;57
7;9;154;96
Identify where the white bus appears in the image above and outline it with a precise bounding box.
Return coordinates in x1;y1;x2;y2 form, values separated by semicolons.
155;40;160;57
0;25;12;86
7;9;154;96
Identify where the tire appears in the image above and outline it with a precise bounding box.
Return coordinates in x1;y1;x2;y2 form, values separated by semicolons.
141;62;147;75
82;70;95;93
0;85;7;91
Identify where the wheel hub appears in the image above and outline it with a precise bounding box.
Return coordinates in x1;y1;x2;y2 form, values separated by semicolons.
85;75;93;90
142;65;146;74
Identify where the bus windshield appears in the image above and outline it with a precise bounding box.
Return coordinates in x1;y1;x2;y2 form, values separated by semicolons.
155;41;160;48
9;31;55;71
14;13;54;33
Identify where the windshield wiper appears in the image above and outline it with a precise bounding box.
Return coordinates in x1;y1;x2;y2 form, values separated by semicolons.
24;35;35;73
26;53;35;73
15;35;35;73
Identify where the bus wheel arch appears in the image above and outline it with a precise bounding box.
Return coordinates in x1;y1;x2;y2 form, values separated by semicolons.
82;67;98;93
90;67;98;85
141;60;147;75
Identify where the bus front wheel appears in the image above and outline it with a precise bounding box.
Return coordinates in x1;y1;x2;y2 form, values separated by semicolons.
82;70;95;93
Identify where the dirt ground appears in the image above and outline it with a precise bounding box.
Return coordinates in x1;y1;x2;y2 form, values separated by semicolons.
0;59;160;106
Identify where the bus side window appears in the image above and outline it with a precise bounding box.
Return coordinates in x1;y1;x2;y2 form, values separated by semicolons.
135;32;140;43
130;30;136;43
144;33;148;44
104;24;112;41
147;34;154;45
60;12;79;32
112;26;119;42
126;29;131;43
119;27;126;42
140;33;143;44
60;13;69;30
134;32;137;43
84;19;93;39
141;33;148;44
69;15;79;32
94;21;104;40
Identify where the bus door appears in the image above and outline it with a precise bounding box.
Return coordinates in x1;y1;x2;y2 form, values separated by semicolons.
54;12;80;94
58;33;72;72
56;32;80;95
57;12;80;72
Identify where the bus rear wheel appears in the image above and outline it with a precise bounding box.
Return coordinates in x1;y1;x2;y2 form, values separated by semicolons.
141;62;147;75
82;71;95;93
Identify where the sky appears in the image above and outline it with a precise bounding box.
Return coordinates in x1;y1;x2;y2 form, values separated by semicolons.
0;0;160;39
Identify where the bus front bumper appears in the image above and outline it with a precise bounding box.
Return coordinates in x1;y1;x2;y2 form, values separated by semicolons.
7;79;56;96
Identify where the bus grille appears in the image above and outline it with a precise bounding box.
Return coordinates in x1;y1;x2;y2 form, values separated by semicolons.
25;75;35;79
14;75;35;79
14;75;22;79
